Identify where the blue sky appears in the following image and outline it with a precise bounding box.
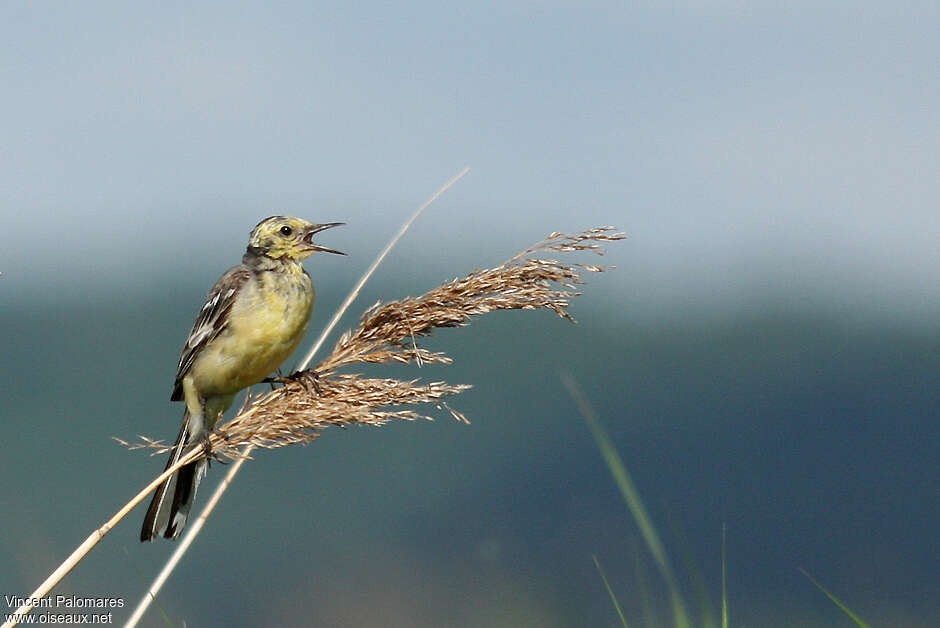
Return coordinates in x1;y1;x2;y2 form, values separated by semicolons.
2;1;938;322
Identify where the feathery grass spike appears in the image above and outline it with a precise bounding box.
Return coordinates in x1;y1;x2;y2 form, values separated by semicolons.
126;227;624;460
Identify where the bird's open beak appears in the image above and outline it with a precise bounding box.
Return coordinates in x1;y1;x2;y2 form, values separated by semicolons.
304;222;345;255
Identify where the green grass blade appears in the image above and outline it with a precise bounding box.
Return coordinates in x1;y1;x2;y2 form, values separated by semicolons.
593;554;630;628
563;374;692;628
667;589;692;628
799;568;871;628
632;540;659;628
670;520;716;628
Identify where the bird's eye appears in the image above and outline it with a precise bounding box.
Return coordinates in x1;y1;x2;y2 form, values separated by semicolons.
280;225;293;236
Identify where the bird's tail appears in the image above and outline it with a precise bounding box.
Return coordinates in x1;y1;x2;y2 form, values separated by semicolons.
140;409;208;542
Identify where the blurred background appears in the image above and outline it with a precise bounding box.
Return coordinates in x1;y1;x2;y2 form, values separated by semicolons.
1;2;938;626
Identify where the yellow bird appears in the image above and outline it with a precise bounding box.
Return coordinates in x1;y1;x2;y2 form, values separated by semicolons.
141;216;344;541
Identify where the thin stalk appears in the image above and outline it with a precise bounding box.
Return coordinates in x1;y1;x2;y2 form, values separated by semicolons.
124;167;470;627
593;554;630;628
299;166;470;370
799;568;871;628
0;447;202;628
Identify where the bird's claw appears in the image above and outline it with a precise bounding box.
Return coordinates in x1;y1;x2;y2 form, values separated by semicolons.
201;433;229;466
262;370;322;395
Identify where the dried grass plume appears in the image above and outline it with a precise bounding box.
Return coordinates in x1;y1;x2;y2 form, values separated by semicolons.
123;227;624;460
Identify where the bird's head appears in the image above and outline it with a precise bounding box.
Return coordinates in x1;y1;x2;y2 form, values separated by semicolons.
247;216;345;261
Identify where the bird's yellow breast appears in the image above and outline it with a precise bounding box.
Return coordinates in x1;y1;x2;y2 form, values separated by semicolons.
189;269;314;397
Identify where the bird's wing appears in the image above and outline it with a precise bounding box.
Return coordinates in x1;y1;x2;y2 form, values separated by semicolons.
171;264;254;400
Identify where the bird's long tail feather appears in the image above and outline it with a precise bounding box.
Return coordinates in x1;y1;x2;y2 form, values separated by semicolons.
140;410;207;542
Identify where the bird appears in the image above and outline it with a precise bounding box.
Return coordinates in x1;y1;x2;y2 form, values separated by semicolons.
141;216;344;541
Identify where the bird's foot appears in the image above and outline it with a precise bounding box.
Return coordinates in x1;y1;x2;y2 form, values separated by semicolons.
262;370;322;395
263;368;286;390
200;437;213;467
201;434;230;466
